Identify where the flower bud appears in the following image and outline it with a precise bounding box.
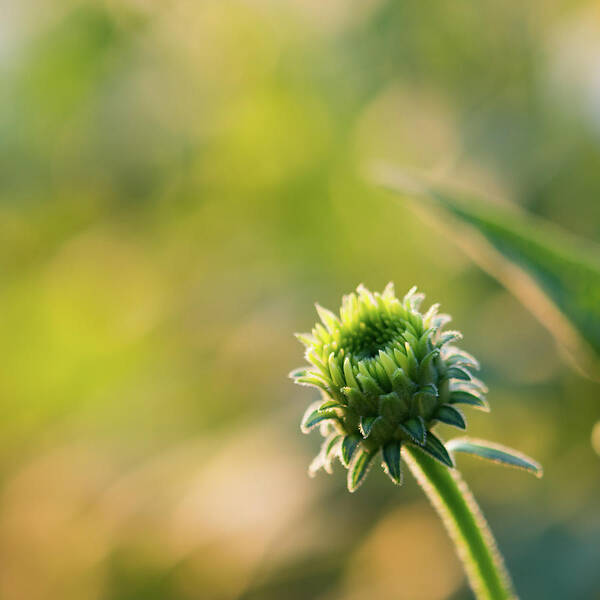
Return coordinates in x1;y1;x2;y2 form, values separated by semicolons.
291;283;489;492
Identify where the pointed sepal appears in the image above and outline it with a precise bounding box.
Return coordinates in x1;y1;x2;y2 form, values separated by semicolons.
340;434;361;467
301;404;339;433
328;352;345;387
399;416;426;444
445;366;472;381
318;399;345;411
420;432;454;467
445;349;480;371
316;303;340;333
356;372;383;396
294;374;329;392
343;356;359;389
289;367;308;379
418;349;439;384
449;390;490;412
359;415;378;438
309;433;338;476
325;433;343;457
414;388;437;419
347;448;375;492
341;386;370;414
294;333;316;348
434;405;466;430
437;330;463;347
379;392;409;422
382;441;402;485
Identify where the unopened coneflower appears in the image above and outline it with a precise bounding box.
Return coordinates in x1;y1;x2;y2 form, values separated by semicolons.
291;283;487;491
291;284;542;600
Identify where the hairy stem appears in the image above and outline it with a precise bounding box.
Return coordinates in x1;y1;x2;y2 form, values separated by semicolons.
404;445;516;600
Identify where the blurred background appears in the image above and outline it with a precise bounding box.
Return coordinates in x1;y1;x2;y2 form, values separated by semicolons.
1;1;600;599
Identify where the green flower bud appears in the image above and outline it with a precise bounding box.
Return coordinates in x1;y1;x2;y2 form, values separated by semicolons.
291;283;489;492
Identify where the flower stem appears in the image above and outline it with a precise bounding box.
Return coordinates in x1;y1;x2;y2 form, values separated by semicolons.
404;445;516;600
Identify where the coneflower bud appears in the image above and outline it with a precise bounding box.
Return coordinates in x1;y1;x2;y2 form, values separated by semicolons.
290;283;489;492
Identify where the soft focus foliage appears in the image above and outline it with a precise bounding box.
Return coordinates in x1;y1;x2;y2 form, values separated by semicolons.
377;171;600;379
1;2;600;600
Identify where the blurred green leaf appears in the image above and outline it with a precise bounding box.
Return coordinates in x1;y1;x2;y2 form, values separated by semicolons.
376;169;600;379
14;6;124;140
447;437;543;477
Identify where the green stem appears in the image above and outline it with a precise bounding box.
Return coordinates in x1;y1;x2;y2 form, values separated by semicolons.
404;445;516;600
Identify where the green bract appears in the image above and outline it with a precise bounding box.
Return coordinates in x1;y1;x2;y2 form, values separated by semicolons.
291;283;489;492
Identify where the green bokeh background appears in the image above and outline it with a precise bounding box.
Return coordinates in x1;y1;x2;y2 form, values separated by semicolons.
1;2;599;599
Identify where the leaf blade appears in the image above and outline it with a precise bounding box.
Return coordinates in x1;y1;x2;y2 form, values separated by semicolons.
447;437;543;477
376;169;600;378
